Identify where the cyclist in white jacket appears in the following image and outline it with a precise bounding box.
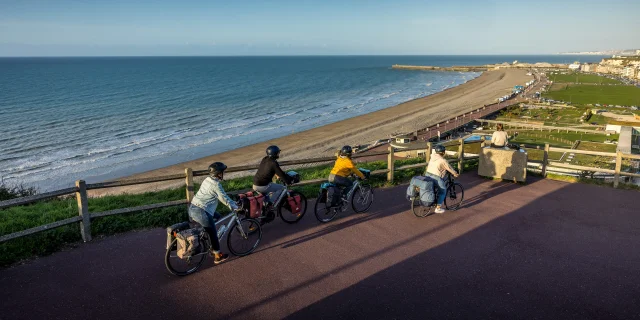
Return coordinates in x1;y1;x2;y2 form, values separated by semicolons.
189;162;238;264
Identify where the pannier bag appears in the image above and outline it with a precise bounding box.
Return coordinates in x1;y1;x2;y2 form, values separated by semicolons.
239;192;264;218
407;176;436;207
175;228;203;259
286;193;303;214
166;221;190;250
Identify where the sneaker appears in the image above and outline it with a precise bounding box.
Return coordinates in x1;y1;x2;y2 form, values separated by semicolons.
214;253;229;265
434;207;446;214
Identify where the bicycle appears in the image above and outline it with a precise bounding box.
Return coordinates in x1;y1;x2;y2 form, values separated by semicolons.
411;171;464;218
252;171;308;225
164;207;262;276
314;168;374;223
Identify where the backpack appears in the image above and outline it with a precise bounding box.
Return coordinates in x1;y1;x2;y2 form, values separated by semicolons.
175;228;203;259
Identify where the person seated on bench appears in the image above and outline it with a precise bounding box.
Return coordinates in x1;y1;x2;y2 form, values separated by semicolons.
426;145;459;214
491;123;509;148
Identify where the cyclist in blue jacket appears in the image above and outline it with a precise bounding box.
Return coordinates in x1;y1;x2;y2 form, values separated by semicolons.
189;162;238;264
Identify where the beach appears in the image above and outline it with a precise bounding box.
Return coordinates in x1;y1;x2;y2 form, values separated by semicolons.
90;68;531;196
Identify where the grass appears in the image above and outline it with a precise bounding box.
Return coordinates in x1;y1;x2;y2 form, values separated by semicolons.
576;141;617;153
1;157;454;267
543;85;640;106
548;73;622;85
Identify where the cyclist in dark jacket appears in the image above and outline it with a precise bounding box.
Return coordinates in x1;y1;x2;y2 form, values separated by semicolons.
253;145;292;204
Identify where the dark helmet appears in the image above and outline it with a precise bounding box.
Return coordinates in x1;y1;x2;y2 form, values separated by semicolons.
339;145;353;158
266;145;281;159
434;145;446;154
208;162;227;177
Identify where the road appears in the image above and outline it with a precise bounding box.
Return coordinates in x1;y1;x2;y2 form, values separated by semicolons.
2;174;640;319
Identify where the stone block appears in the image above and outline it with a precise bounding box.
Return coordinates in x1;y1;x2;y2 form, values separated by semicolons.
478;147;527;182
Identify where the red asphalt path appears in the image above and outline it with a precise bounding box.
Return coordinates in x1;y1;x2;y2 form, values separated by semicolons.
1;174;639;319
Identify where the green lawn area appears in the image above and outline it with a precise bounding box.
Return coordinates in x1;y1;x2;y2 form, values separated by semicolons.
543;85;640;106
576;141;617;153
548;73;622;85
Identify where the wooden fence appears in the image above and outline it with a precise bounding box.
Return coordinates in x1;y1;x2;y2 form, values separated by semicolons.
0;141;480;244
3;138;637;244
526;144;640;187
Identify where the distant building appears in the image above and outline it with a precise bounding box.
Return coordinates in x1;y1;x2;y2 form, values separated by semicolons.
568;63;581;70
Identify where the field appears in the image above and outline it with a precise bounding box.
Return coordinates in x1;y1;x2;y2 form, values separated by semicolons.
548;73;622;85
543;85;640;106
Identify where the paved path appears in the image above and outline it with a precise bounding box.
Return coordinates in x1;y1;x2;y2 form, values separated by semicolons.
2;175;640;320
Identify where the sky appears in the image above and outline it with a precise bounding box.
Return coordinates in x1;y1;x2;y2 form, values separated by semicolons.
0;0;638;56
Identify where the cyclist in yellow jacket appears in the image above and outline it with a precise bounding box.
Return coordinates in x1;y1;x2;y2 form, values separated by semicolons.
329;146;366;197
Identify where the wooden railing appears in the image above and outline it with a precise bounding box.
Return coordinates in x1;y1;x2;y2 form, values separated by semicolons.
4;137;635;244
526;144;640;187
0;142;480;244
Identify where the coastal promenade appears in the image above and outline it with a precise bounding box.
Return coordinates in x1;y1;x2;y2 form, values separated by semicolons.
2;175;640;319
90;69;534;196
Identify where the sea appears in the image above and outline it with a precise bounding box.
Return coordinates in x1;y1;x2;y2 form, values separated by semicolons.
0;55;606;191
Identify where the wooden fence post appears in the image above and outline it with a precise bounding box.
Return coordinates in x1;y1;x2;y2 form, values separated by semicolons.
458;138;464;173
425;142;432;175
75;180;91;242
387;146;395;183
542;144;549;177
614;152;622;188
185;168;194;203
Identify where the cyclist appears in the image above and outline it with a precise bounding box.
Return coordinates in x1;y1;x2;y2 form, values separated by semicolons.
188;162;237;264
426;145;459;214
253;145;293;206
329;145;366;199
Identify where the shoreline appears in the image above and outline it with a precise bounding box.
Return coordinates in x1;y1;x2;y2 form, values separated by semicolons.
90;68;532;196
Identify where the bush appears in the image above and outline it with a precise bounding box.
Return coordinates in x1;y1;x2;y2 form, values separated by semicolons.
0;181;37;201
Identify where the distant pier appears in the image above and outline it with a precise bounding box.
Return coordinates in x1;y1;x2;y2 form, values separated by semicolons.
392;64;489;72
392;63;569;72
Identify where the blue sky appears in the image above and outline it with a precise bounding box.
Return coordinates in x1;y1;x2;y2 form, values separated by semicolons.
0;0;638;56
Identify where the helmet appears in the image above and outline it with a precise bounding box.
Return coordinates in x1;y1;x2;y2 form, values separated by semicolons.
208;162;227;177
434;145;446;154
339;145;353;158
266;145;281;159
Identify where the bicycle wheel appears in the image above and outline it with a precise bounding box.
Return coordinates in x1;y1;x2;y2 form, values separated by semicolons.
227;218;262;256
278;191;307;224
445;183;464;211
165;238;207;276
314;192;340;223
351;184;374;213
411;196;434;218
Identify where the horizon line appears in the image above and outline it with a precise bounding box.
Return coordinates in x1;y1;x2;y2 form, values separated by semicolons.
0;53;603;59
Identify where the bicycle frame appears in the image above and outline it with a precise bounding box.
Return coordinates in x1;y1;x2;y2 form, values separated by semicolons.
345;179;361;200
271;186;291;210
213;210;245;240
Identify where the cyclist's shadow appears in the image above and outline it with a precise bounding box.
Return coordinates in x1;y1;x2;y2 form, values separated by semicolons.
257;197;408;252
